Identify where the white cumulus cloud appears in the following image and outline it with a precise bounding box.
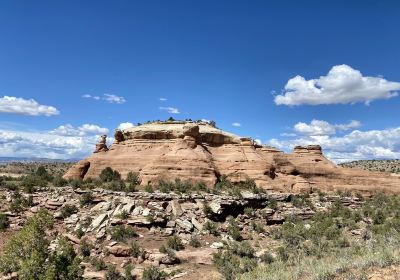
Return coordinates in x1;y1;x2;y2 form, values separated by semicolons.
51;124;109;136
269;125;400;163
0;130;100;159
274;65;400;106
159;106;180;114
0;96;59;116
293;119;361;136
118;122;135;130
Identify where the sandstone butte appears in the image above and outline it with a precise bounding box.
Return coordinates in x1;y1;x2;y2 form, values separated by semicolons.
64;121;400;194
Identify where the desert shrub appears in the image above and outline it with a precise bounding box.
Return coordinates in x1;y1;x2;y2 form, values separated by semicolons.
159;244;167;253
124;183;136;192
189;235;201;248
244;207;253;216
105;264;124;280
35;166;52;181
80;191;93;207
251;221;265;233
238;178;263;194
227;217;242;241
70;179;83;189
91;257;106;271
228;241;255;258
260;251;274;264
124;264;136;280
203;202;213;216
193;182;209;192
142;266;166;280
213;251;243;280
267;197;278;210
144;185;154;193
173;178;193;193
9;191;31;213
0;209;54;277
44;237;83;280
228;186;243;198
372;209;387;225
75;227;85;239
166;235;184;251
61;204;78;218
203;220;220;236
53;175;68;187
290;193;313;209
130;241;145;258
100;167;121;182
126;171;141;186
276;246;289;262
0;213;9;231
80;239;92;257
110;225;138;242
108;180;126;191
117;209;130;220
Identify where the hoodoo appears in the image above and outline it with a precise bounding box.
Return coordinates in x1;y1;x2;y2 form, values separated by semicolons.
64;121;400;194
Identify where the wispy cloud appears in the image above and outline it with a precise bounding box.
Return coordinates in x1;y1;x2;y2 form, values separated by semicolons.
0;96;59;116
82;94;126;104
103;94;126;104
232;122;241;127
159;97;167;101
159;106;180;114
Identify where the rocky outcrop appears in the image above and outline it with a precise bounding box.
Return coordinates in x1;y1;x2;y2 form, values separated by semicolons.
64;121;400;194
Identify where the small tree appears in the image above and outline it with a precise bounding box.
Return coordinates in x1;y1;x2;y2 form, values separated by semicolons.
126;172;141;186
100;167;121;182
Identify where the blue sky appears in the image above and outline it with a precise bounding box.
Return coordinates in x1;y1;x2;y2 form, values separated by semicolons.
0;0;399;161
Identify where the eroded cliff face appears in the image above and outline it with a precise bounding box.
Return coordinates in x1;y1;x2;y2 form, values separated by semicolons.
64;121;400;194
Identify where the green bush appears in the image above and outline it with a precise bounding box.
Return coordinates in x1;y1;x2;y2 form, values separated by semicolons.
117;209;130;220
267;197;278;210
213;251;242;280
0;213;9;231
0;209;69;279
203;221;220;236
61;204;78;218
260;251;274;264
126;171;141;186
166;235;184;251
90;257;106;271
142;266;166;280
80;192;93;207
75;227;85;239
53;175;68;187
189;235;201;248
105;264;124;280
144;185;154;193
70;179;83;189
130;241;145;258
100;167;121;182
110;225;138;242
227;217;242;241
80;239;92;257
251;221;265;233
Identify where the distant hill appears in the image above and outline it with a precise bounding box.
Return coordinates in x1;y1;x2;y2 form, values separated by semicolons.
339;159;400;174
0;157;78;164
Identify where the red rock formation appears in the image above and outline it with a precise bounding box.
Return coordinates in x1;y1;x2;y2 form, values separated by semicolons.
64;121;400;194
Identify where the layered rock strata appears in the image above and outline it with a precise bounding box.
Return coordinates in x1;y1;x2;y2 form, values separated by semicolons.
64;121;400;194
